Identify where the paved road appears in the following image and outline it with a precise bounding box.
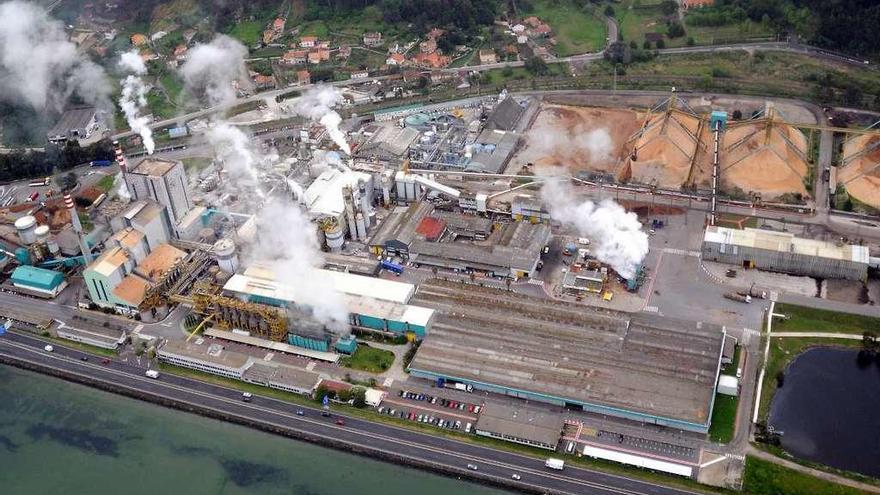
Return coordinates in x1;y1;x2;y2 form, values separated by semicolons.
770;332;865;339
0;331;703;495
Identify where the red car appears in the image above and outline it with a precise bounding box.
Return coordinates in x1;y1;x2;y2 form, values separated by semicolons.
101;359;111;365
336;419;345;426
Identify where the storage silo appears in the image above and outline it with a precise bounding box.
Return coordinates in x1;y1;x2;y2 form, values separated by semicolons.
355;212;367;241
213;238;239;274
322;217;344;252
15;215;37;245
34;225;51;245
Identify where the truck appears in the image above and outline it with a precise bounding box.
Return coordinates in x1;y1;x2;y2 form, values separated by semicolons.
145;369;160;379
723;292;751;304
451;382;473;392
738;283;767;299
545;458;565;470
380;259;404;275
90;160;112;167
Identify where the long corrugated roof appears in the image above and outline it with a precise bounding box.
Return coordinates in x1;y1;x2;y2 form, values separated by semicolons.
704;226;869;263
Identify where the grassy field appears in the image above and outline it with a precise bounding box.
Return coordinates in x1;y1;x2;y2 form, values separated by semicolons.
757;337;862;421
743;456;868;495
227;21;264;46
159;72;185;104
340;345;395;373
527;0;606;56
684;20;774;45
708;394;738;443
773;304;880;335
96;174;116;193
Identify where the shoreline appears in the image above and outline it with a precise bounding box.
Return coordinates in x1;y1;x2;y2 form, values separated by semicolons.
0;354;545;495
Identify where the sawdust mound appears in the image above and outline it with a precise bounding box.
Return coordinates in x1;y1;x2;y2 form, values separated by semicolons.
622;110;702;189
839;134;880;209
720;121;809;200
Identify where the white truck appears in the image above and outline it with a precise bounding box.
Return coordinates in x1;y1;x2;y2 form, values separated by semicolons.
145;369;160;379
545;458;565;470
451;382;473;392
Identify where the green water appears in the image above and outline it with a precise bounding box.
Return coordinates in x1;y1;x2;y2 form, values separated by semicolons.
0;365;509;495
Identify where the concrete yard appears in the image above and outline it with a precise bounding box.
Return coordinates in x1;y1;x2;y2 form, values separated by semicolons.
409;279;725;432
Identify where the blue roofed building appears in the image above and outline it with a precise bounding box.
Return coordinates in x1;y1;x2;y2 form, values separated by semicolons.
10;265;67;297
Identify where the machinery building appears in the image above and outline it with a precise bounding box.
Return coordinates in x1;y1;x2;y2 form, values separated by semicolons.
702;226;870;281
9;265;67;297
474;403;565;451
124;158;193;224
47;107;102;144
369;202;550;278
110;200;173;251
408;279;725;433
304;168;375;244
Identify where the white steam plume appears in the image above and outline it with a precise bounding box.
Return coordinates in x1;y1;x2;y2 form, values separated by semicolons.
117;51;154;154
205;122;266;198
179;35;249;106
113;172;131;201
291;86;350;155
541;178;648;279
0;0;110;112
247;201;350;332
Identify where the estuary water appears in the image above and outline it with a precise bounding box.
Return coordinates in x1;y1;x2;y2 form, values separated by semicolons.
0;365;509;495
767;347;880;478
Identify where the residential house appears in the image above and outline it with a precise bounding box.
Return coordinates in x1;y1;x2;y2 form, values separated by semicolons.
523;16;542;28
253;73;276;90
682;0;714;9
350;70;369;79
511;24;525;34
412;51;450;68
173;44;188;61
531;24;552;37
282;49;307;65
516;35;528;44
479;49;497;64
386;53;406;66
336;46;352;60
140;50;158;62
182;29;197;44
427;28;444;40
419;38;437;54
296;69;311;86
150;31;167;41
272;18;286;33
363;32;382;47
300;35;317;48
308;48;330;64
130;33;148;46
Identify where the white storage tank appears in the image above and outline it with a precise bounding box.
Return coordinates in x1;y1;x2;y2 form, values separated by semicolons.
47;238;60;256
355;212;367;241
325;220;344;252
15;215;37;245
213;238;239;274
34;225;51;244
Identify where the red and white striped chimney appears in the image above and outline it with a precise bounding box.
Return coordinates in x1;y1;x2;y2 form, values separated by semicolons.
65;194;93;263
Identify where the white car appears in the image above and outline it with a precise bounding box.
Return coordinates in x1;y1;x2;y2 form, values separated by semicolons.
43;345;54;352
511;474;521;480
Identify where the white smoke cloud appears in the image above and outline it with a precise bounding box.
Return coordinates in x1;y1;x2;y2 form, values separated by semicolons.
205;122;265;198
247;200;350;332
290;86;351;155
527;126;614;170
541;178;648;279
179;35;249;106
118;51;154;154
113;172;131;201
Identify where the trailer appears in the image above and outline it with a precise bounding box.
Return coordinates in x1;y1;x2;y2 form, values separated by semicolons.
90;160;112;167
724;292;751;304
381;259;404;275
545;458;564;470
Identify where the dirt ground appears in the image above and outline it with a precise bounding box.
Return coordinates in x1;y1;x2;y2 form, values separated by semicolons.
823;279;870;304
507;104;642;175
623;110;703;188
839;134;880;209
719;121;809;200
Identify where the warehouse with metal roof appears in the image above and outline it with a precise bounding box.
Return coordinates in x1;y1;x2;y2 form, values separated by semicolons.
10;266;67;297
702;226;869;280
408;279;725;433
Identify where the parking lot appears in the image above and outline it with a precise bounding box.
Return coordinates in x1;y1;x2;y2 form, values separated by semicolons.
377;389;482;433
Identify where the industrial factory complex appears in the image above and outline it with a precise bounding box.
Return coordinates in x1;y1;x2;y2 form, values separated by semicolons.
5;86;880;490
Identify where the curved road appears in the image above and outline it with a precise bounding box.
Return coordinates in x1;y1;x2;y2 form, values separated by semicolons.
0;331;702;495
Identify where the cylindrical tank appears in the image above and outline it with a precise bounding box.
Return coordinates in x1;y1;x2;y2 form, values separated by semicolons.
324;219;344;252
213;238;239;274
355;213;367;241
381;174;391;206
47;238;60;256
15;215;37;245
15;247;30;265
34;225;50;244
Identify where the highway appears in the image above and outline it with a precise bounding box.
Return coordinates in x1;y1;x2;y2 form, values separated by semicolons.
0;331;702;495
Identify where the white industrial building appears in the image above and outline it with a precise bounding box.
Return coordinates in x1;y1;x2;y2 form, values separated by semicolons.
47;107;102;144
304;168;375;242
702;226;869;281
717;375;739;396
124;158;193;224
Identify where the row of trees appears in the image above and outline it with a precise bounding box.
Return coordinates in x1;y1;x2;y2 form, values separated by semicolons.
0;139;115;183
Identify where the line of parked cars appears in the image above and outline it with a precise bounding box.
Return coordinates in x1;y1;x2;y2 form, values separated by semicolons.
378;405;473;433
398;390;482;414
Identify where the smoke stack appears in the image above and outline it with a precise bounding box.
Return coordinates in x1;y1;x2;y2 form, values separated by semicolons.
65;194;93;263
113;140;128;175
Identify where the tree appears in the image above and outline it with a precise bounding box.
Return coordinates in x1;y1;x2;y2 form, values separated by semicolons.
337;388;352;403
604;5;615;17
659;0;678;16
629;40;637;49
502;65;514;78
667;21;685;38
524;56;549;76
61;172;78;191
642;40;652;50
686;37;695;46
603;42;632;65
732;109;743;120
844;85;863;107
315;383;329;402
351;386;367;408
656;39;666;49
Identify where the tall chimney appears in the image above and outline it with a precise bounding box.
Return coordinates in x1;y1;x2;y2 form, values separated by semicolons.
65;194;93;264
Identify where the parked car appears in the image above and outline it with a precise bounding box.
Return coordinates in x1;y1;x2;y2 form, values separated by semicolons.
296;410;305;416
336;419;345;426
467;464;478;471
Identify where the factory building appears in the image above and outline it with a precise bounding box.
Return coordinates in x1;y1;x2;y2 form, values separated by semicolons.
158;339;252;379
369;202;550;278
408;280;725;433
304;168;375;242
702;226;870;281
511;194;551;223
47;107;102;144
356;125;420;166
124;158;192;224
474;403;565;451
9;265;67;298
110;200;173;251
562;269;606;295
